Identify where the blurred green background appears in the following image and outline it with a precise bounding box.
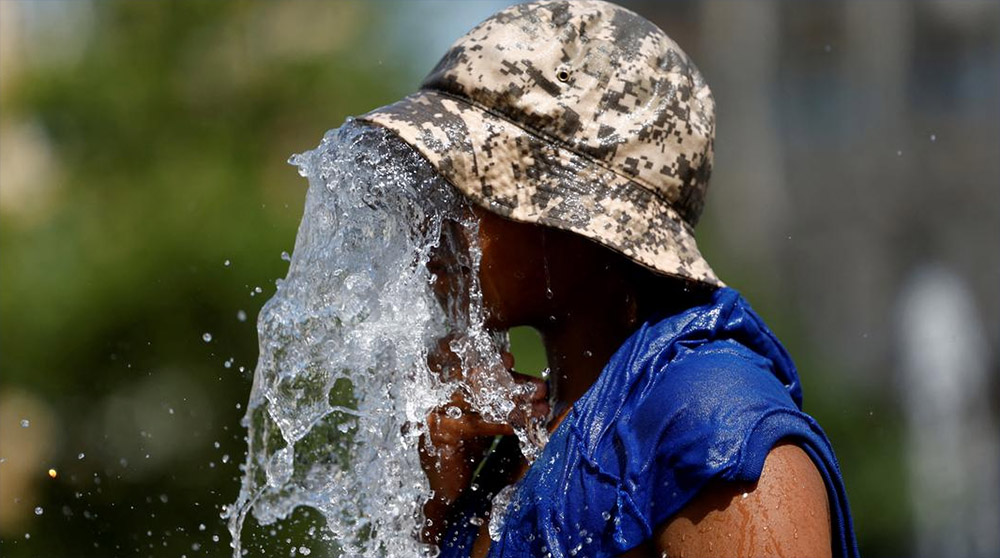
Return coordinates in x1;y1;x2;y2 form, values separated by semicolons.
1;2;997;557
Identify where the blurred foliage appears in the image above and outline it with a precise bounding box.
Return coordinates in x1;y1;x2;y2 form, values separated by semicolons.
0;2;408;556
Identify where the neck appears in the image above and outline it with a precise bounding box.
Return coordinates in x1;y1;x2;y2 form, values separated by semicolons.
538;296;640;413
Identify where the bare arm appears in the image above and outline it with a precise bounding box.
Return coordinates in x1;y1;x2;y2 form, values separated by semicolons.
653;442;832;558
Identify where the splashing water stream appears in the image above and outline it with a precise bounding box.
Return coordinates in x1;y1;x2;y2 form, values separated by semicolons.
226;121;542;557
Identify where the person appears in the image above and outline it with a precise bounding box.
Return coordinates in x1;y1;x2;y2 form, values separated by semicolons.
355;1;859;556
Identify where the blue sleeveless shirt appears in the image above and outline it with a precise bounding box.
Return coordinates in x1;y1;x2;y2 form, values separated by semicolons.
440;288;858;558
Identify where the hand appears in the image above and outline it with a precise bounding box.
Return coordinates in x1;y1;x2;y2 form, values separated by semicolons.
419;338;549;544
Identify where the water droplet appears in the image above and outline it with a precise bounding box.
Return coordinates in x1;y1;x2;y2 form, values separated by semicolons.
254;286;263;294
445;406;462;419
601;511;611;521
224;358;234;369
20;419;29;428
236;310;247;322
77;453;85;460
930;133;937;142
281;251;291;262
198;523;206;531
48;469;57;479
224;259;231;267
34;506;43;515
298;547;311;556
583;350;593;358
202;333;213;343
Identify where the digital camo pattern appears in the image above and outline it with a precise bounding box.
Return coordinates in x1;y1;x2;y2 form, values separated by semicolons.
359;0;721;286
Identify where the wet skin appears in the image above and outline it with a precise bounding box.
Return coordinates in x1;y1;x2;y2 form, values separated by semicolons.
422;207;832;557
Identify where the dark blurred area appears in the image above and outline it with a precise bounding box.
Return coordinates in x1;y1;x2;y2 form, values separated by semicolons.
0;2;996;557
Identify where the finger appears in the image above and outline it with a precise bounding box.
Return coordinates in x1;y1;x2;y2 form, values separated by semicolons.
427;404;512;434
531;396;551;419
432;411;515;440
510;371;548;392
501;351;515;370
447;391;473;411
508;374;548;404
427;338;463;380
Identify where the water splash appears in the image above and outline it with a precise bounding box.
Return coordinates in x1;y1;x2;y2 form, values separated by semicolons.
226;121;540;557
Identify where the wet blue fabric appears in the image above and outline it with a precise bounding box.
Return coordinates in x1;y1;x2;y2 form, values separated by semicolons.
439;287;858;558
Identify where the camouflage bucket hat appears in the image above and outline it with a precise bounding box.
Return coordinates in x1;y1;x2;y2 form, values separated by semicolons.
359;0;722;286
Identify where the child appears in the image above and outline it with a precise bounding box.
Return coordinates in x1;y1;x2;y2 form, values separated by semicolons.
357;1;858;556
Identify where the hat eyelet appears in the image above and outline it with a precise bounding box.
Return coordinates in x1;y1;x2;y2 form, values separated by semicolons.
555;69;571;83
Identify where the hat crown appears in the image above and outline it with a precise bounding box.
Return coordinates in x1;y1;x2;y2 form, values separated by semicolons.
421;0;715;226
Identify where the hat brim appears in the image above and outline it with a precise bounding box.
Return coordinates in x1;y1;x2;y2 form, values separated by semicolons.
357;90;722;287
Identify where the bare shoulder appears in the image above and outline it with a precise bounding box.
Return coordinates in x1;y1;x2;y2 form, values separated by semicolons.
654;442;832;558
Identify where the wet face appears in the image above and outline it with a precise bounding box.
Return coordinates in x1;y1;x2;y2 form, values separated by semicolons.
474;207;555;329
428;206;556;333
426;216;476;327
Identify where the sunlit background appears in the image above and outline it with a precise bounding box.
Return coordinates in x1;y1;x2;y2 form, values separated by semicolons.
1;2;997;557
